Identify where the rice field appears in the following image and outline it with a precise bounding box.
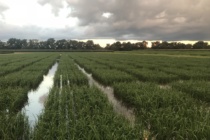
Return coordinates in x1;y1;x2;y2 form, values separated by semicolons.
0;50;210;139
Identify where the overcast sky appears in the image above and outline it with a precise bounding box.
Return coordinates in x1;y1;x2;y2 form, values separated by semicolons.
0;0;210;46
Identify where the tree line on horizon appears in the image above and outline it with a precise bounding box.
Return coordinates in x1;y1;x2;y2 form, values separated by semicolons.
105;41;210;50
0;38;209;50
0;38;102;50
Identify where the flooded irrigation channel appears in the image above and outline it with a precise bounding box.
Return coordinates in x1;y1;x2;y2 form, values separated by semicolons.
76;64;136;126
22;62;58;127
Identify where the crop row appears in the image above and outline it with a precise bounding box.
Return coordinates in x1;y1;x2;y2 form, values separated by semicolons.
0;53;60;139
73;57;210;104
73;57;136;85
0;111;30;140
74;53;210;82
0;53;34;66
54;54;88;87
1;51;209;139
33;85;139;139
113;81;210;139
69;52;210;139
170;80;210;102
0;53;55;77
32;54;139;139
70;52;209;71
0;54;59;112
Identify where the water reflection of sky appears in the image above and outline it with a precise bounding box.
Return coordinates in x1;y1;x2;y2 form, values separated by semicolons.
23;62;58;127
77;65;135;126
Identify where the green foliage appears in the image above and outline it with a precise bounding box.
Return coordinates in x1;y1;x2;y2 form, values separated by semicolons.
171;80;210;102
1;51;210;139
114;82;210;139
54;54;88;86
1;38;103;50
0;112;30;140
33;54;138;139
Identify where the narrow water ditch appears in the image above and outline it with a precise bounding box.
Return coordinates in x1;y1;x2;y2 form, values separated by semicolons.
76;64;135;126
22;62;58;127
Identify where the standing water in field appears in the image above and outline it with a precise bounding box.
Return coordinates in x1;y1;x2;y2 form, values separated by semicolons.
22;62;58;127
76;64;135;126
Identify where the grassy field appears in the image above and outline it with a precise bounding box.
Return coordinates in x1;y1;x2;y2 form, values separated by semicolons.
0;50;210;139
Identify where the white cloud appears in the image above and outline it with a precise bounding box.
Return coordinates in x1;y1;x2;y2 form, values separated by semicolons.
0;0;210;42
102;12;113;18
1;0;78;29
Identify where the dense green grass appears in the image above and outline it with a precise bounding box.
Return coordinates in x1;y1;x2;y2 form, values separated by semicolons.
33;54;138;139
69;51;210;139
0;51;210;139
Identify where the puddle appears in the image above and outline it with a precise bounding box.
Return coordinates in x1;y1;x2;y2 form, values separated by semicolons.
76;64;135;126
22;62;58;127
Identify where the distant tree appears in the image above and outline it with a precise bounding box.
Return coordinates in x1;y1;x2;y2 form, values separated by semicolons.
77;41;85;50
137;41;147;49
193;41;208;49
105;44;111;50
151;41;161;49
114;41;122;50
46;38;55;49
20;39;27;49
142;40;148;48
160;41;169;49
106;41;121;50
55;39;67;49
168;42;176;49
85;40;94;49
28;39;40;49
175;42;186;49
122;42;132;51
106;41;148;50
68;40;79;49
7;38;23;49
185;44;192;49
7;38;16;49
38;41;46;49
0;40;6;49
93;44;102;50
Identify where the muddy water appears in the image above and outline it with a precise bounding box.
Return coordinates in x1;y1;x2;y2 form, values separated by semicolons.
76;64;135;126
22;62;58;127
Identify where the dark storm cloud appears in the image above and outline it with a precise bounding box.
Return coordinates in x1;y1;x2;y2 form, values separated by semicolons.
0;22;82;41
64;0;210;40
2;0;210;41
69;0;210;40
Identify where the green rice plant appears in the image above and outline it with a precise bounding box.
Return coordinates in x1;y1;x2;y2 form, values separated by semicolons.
160;67;210;80
122;68;179;84
0;53;59;114
54;54;88;87
113;81;210;139
90;68;136;85
0;87;29;112
0;54;53;77
71;56;136;85
33;85;139;139
72;53;179;84
0;112;30;140
170;80;210;102
1;51;210;139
